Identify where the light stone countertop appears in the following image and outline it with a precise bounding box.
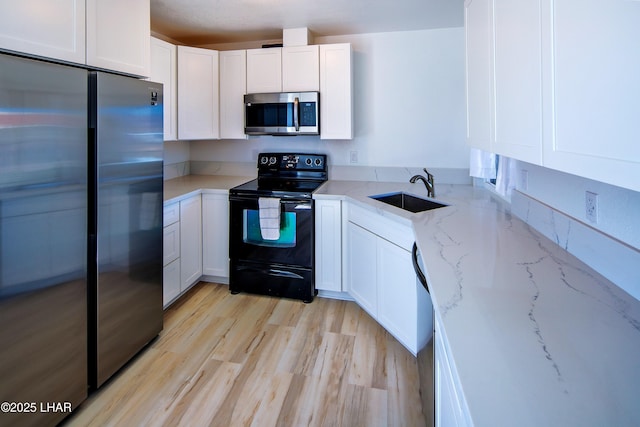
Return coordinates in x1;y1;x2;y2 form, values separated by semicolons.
315;180;640;427
163;175;254;203
164;176;640;426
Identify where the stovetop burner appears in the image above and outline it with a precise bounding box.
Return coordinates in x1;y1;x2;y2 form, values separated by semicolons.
230;152;328;198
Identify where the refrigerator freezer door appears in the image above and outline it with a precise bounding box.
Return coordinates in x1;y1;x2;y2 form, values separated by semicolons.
0;54;88;426
90;72;164;388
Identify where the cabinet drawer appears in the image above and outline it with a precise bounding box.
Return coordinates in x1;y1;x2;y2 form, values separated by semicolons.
347;202;413;251
163;222;180;266
163;202;179;227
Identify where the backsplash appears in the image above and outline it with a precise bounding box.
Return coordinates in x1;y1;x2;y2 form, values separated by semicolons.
164;161;190;180
185;160;471;185
511;190;640;301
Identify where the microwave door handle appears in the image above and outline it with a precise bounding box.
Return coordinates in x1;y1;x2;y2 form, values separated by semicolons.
293;97;300;131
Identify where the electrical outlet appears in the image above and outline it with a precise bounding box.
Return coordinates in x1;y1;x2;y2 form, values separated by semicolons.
349;150;358;164
585;191;598;223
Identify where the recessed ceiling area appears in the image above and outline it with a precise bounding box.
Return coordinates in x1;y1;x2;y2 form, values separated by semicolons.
150;0;464;45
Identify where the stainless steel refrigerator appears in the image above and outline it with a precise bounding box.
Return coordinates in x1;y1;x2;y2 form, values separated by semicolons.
0;53;163;427
88;71;163;390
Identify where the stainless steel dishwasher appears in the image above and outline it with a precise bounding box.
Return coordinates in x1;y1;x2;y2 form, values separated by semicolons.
413;242;435;427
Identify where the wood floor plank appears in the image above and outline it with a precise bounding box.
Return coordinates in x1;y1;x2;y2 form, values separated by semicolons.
62;282;426;427
340;383;388;427
348;308;389;390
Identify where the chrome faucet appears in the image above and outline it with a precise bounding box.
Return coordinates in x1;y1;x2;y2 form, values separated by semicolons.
410;168;435;198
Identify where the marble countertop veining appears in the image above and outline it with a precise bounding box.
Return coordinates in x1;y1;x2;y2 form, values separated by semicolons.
315;180;640;426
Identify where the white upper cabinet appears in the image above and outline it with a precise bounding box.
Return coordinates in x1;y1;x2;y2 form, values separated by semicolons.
466;0;639;191
177;45;219;140
492;0;543;165
219;50;247;140
0;0;150;77
464;0;492;153
86;0;150;77
246;48;282;93
543;0;640;191
464;0;545;164
320;43;353;140
0;0;86;64
149;37;177;141
282;45;320;92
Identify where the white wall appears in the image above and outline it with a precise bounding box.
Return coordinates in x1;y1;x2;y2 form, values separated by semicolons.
187;27;468;169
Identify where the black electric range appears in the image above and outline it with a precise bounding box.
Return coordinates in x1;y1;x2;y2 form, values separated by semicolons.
228;153;328;302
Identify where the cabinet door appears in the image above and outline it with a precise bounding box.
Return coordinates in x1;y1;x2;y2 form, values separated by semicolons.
464;0;493;152
150;37;177;141
219;50;247;140
177;46;219;140
179;195;202;290
315;199;342;292
86;0;150;77
282;45;319;91
320;43;353;140
346;222;378;317
202;193;229;279
163;259;180;308
0;0;86;64
377;239;416;353
246;48;282;93
163;222;180;266
492;0;543;165
434;317;472;427
543;0;640;191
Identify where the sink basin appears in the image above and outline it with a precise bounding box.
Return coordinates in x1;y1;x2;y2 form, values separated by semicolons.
369;192;447;213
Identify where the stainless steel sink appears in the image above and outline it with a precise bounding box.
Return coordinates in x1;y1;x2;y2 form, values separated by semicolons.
369;192;447;213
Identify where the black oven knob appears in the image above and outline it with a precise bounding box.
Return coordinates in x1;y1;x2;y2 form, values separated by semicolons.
314;158;322;166
260;156;268;165
305;158;312;166
269;156;277;165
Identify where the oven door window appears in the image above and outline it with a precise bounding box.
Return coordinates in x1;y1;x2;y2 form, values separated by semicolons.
243;209;296;247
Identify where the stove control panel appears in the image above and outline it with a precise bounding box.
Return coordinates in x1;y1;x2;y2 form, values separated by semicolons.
258;153;326;171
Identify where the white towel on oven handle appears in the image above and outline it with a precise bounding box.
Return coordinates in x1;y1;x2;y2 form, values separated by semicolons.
259;197;281;240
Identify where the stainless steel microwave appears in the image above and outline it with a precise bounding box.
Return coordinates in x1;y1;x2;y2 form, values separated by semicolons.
244;91;319;136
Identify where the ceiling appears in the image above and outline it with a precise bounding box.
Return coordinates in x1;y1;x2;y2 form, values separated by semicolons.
150;0;464;45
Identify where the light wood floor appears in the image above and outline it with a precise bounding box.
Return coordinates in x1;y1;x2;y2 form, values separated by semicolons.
63;282;425;427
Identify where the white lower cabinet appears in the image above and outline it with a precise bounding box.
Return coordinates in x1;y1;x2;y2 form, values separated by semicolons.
162;259;180;307
346;222;378;314
162;195;202;308
202;193;229;280
314;199;343;293
435;314;473;427
377;237;417;349
345;202;423;355
179;195;202;289
162;201;180;307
